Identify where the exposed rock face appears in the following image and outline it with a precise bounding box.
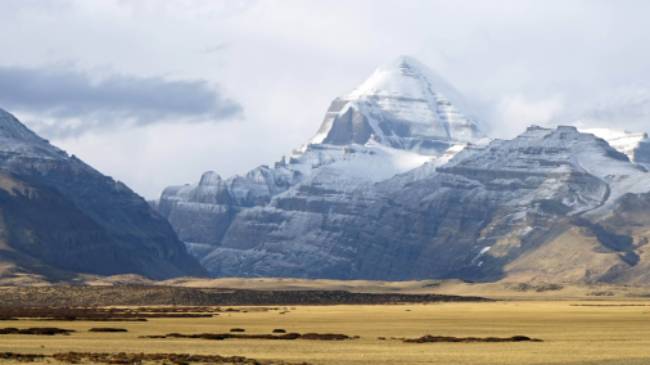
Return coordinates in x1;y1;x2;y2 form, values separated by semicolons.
0;109;206;280
634;138;650;165
159;57;650;284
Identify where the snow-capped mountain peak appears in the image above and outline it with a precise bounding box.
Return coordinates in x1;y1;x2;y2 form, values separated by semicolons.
311;56;483;152
159;57;489;273
348;55;459;101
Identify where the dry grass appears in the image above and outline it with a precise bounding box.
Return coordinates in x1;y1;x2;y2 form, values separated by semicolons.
9;272;650;302
1;301;650;364
160;277;650;301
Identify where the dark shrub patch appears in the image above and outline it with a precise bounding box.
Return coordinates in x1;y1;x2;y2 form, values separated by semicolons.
88;328;128;333
141;331;356;341
404;335;542;343
0;327;74;336
47;351;311;364
300;333;352;341
0;352;46;362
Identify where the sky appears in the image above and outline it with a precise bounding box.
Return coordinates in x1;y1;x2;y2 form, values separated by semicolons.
2;0;650;198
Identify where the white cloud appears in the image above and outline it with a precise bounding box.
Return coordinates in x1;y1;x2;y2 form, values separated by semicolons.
494;95;566;138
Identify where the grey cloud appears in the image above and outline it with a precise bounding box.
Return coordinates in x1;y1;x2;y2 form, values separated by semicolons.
0;65;242;137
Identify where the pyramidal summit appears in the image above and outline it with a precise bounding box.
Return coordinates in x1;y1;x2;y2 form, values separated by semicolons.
311;55;484;150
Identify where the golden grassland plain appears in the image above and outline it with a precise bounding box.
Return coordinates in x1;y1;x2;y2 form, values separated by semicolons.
2;301;650;365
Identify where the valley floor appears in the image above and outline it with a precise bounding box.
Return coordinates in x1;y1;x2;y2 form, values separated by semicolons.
1;301;650;365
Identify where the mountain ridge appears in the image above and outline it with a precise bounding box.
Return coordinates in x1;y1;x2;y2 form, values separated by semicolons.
0;108;207;281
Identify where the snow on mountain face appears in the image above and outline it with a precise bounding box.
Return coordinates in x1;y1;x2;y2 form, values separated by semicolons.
311;56;484;154
176;126;650;280
443;126;649;215
581;128;649;164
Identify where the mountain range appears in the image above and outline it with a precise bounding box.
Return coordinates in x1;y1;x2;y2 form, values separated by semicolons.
2;55;650;285
158;56;650;284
